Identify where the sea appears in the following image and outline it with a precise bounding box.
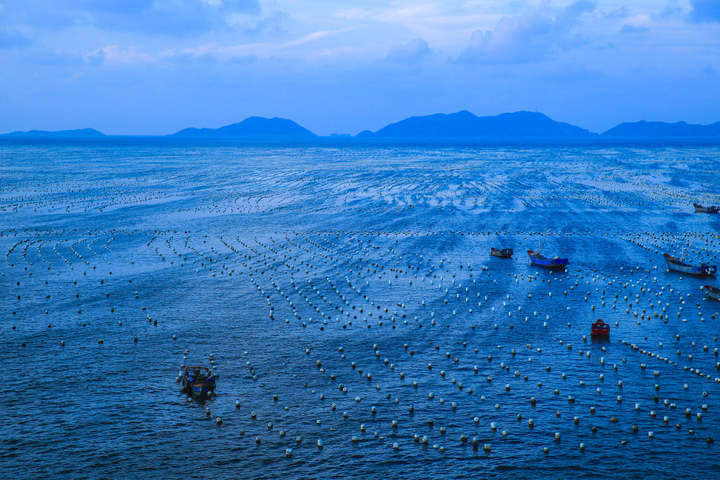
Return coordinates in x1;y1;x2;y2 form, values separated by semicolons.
1;138;720;479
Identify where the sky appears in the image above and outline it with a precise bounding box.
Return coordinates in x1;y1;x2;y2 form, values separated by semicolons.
0;0;719;135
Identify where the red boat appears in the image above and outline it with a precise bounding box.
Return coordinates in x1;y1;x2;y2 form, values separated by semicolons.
704;285;720;302
591;319;610;337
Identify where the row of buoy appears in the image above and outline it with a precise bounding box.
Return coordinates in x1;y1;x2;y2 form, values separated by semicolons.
5;216;720;464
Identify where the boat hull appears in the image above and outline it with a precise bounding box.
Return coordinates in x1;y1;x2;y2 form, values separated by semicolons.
491;248;513;258
191;384;212;400
694;203;719;214
704;286;720;301
528;250;568;269
180;366;216;401
530;259;568;269
664;254;716;277
591;320;610;337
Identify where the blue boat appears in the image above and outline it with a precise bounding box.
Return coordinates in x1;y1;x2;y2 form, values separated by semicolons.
180;366;217;401
664;253;716;277
528;250;569;269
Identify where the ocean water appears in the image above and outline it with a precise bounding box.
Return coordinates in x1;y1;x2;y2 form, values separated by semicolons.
1;140;720;479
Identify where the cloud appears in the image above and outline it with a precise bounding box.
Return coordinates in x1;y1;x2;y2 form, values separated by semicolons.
619;13;652;33
620;24;649;34
689;0;720;23
651;1;684;21
0;28;30;48
85;45;155;65
604;7;629;20
85;0;262;35
562;1;597;19
458;1;597;64
167;29;351;61
226;9;288;36
2;0;262;35
386;38;431;62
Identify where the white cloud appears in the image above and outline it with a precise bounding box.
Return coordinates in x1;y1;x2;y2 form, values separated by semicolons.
387;38;431;62
86;45;155;64
458;1;598;63
167;28;353;60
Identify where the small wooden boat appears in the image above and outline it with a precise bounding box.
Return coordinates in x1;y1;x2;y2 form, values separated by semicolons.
694;203;719;214
491;248;513;258
180;366;216;401
528;250;569;269
704;285;720;301
664;253;716;277
591;319;610;337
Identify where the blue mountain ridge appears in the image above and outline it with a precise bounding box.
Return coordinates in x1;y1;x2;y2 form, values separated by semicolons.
603;120;720;138
357;111;596;139
1;128;105;138
3;113;720;140
172;116;315;138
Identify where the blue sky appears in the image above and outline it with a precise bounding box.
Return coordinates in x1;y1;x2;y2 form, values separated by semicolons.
1;0;719;135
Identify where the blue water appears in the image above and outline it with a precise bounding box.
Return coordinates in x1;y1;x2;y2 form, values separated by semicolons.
2;140;720;479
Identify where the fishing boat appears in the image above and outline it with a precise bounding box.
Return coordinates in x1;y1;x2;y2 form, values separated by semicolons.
527;250;569;269
704;285;720;301
663;253;716;277
591;319;610;337
491;247;513;258
694;203;719;214
180;366;216;401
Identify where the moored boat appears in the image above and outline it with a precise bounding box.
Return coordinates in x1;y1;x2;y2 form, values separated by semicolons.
663;253;716;277
591;319;610;337
704;285;720;301
180;366;216;401
693;203;719;214
527;250;569;269
491;247;513;258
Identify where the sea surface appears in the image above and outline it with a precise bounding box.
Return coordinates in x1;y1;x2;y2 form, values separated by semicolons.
1;139;720;479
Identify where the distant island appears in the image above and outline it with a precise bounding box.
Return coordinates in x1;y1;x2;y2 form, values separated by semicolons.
172;116;315;139
1;128;105;138
357;111;595;139
603;120;720;138
3;112;720;142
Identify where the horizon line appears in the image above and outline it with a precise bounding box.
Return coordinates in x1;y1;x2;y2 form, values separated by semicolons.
2;110;719;138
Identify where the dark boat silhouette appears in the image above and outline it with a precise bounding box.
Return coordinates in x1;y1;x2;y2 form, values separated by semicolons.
180;366;216;401
491;247;513;258
693;203;719;214
591;319;610;337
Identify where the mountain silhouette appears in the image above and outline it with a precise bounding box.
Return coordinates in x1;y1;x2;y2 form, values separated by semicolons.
172;117;316;138
357;111;596;139
5;114;720;141
603;120;720;137
1;128;104;138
